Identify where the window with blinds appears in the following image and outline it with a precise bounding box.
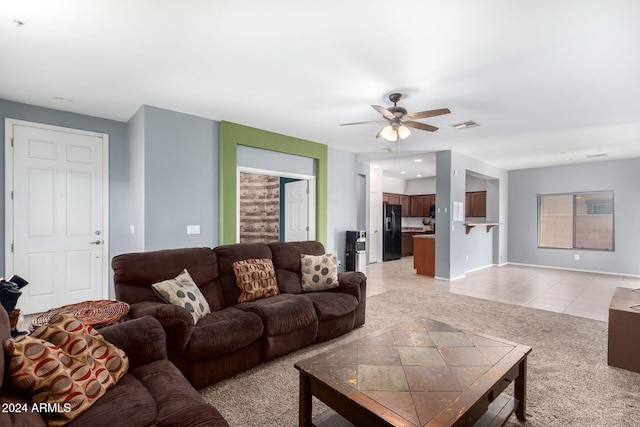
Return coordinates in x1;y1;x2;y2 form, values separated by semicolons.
538;191;614;251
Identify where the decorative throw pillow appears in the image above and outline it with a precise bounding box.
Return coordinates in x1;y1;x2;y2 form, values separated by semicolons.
4;313;128;426
301;252;339;292
151;269;211;324
233;258;279;303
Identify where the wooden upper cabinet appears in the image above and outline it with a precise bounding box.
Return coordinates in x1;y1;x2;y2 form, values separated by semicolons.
466;191;487;217
409;194;435;217
410;196;422;217
382;193;390;204
399;195;410;217
388;193;400;205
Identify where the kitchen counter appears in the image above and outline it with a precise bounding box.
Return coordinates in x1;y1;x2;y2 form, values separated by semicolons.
413;235;435;276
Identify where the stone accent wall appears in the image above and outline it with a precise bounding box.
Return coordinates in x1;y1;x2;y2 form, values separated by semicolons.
239;173;280;243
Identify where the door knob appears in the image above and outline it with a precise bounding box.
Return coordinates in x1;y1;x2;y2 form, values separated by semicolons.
89;240;103;245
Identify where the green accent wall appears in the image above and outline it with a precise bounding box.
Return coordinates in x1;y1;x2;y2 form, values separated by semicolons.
220;121;328;245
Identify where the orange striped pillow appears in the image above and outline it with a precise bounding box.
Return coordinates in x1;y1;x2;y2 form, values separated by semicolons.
3;313;128;426
233;258;279;303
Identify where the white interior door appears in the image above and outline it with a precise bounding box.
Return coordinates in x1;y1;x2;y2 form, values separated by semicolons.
284;179;309;241
6;120;109;314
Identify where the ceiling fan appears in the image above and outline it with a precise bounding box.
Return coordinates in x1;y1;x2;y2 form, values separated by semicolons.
340;93;451;142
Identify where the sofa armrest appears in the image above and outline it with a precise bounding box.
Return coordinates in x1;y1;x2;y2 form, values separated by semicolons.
336;271;366;301
126;301;195;351
99;316;167;369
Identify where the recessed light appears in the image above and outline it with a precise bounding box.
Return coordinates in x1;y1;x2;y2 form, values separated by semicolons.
416;174;422;177
400;171;406;174
414;158;422;162
373;165;380;169
452;121;480;129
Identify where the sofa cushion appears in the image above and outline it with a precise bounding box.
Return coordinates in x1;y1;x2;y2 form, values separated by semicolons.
301;252;339;292
233;258;279;303
4;313;128;426
184;308;263;360
67;374;158;426
268;241;326;294
152;269;211;324
302;292;359;321
112;247;226;312
236;294;317;337
132;359;229;426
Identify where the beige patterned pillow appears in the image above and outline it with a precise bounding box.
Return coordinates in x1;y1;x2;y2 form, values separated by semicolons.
301;252;339;292
4;313;128;426
233;258;279;303
151;269;211;324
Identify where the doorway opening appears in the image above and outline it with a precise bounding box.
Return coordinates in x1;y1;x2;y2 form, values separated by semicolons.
237;168;315;243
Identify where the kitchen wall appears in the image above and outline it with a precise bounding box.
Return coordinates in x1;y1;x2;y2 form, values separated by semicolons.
508;158;640;275
436;150;508;280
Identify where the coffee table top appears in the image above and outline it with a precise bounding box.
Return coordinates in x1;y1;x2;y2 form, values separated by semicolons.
295;318;531;426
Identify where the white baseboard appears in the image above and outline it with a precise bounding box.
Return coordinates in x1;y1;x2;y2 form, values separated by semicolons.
505;262;640;278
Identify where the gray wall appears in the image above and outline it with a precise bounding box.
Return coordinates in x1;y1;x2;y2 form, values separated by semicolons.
327;148;358;267
141;106;219;250
237;145;315;176
127;107;145;251
508;158;640;275
0;99;130;296
436;150;509;279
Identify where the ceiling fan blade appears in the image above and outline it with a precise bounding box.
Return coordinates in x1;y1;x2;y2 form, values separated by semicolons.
405;121;439;132
371;105;396;120
404;108;451;120
340;120;387;126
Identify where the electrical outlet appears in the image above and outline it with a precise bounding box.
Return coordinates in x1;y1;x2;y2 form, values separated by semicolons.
574;254;580;260
187;225;201;235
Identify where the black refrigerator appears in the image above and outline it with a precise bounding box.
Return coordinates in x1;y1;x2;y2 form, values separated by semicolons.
383;203;402;261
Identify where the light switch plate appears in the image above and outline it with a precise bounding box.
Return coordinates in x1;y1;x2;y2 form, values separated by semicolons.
187;225;201;235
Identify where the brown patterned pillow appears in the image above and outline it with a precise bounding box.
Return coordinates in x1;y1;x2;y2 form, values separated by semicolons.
3;313;128;426
301;252;339;292
233;258;279;303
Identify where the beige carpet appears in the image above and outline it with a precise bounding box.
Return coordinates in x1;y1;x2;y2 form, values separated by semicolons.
200;289;640;426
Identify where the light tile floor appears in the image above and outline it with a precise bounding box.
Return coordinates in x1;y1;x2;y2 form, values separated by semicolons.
364;256;640;322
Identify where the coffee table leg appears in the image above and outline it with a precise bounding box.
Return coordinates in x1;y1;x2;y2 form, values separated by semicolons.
515;356;527;421
299;373;312;427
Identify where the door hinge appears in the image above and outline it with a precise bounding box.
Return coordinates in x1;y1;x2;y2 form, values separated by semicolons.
11;242;14;253
11;137;14;147
11;191;14;200
306;226;309;231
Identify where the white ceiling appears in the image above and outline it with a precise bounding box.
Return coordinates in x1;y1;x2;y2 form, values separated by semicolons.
2;1;640;179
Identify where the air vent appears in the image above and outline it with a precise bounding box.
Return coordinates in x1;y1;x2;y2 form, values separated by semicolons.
452;121;480;129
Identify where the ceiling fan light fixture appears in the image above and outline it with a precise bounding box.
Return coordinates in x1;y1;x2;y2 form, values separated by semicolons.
380;124;397;142
397;124;411;139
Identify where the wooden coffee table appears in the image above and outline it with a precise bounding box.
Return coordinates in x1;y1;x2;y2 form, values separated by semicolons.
295;318;531;426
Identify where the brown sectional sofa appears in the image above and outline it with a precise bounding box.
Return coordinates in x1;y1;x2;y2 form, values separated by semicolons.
112;240;366;389
0;306;229;427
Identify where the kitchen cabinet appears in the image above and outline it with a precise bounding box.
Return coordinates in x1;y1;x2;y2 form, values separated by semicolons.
413;235;435;276
399;195;410;217
410;194;434;217
401;233;414;256
466;191;486;217
387;193;400;205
